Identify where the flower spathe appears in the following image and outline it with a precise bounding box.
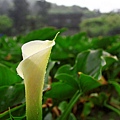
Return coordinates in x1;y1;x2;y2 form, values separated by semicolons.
17;40;55;79
17;40;55;120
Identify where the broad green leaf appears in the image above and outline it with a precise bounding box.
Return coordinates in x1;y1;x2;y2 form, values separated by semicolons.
52;32;90;60
45;82;77;100
55;73;79;89
24;27;64;42
51;43;70;59
55;64;73;76
0;64;22;86
74;49;106;80
78;73;101;93
0;103;25;120
7;107;26;120
107;41;120;56
0;84;25;113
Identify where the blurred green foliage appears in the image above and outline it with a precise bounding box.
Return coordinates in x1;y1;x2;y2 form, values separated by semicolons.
0;15;13;34
0;28;120;120
80;14;120;37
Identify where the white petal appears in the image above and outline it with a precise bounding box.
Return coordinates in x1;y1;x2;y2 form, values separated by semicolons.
17;40;55;79
22;40;55;60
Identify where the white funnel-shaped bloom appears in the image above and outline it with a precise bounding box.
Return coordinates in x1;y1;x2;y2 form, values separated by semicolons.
17;39;55;120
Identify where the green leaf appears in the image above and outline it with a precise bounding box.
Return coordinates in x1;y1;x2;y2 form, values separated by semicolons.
51;43;71;60
55;64;73;76
7;107;25;120
0;84;25;113
55;64;79;89
55;73;79;89
89;92;108;107
0;64;22;86
74;49;106;80
102;51;118;70
78;73;101;93
58;101;68;114
0;103;25;120
81;102;93;117
45;82;77;100
24;27;64;42
68;113;77;120
109;81;120;95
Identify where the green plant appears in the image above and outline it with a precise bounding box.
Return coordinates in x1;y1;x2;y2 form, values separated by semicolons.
80;14;120;37
0;28;120;120
0;15;13;34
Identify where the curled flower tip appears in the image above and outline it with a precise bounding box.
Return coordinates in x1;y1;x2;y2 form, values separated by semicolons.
53;32;60;41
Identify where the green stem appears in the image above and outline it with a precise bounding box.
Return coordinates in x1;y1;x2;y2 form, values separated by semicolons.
0;103;25;118
59;90;82;120
104;102;120;116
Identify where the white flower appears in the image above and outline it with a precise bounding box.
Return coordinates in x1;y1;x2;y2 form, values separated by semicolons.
17;39;55;120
